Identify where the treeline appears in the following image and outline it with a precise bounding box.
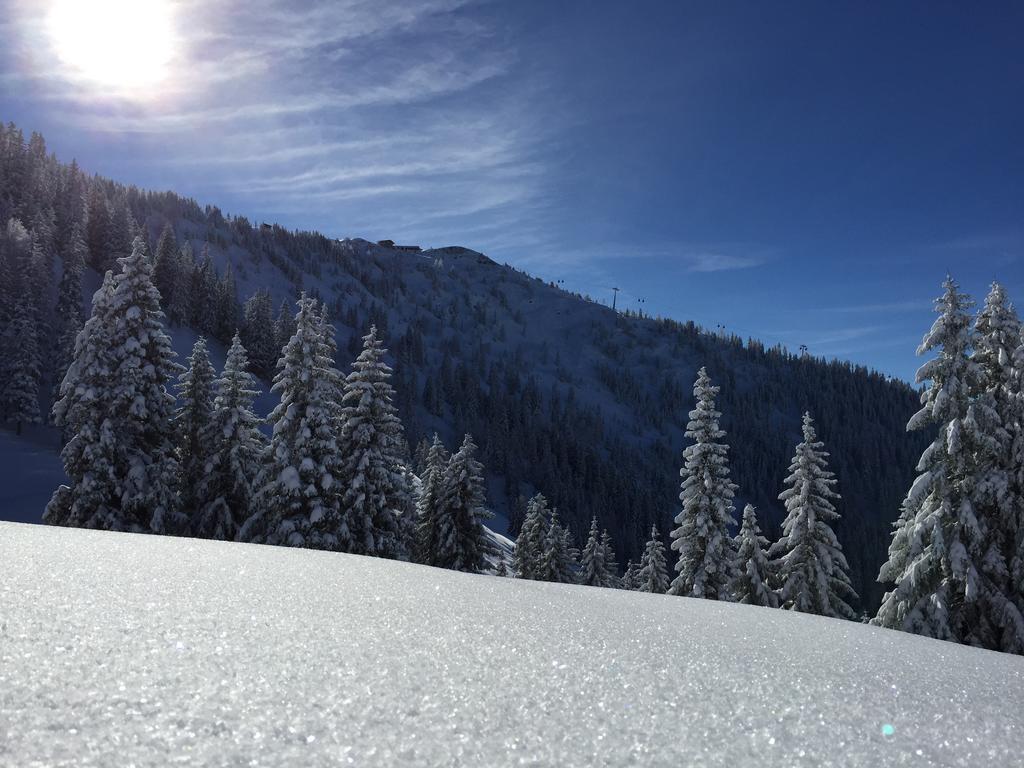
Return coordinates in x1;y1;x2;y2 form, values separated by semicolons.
513;278;1024;656
43;237;496;572
512;369;858;621
0;121;927;612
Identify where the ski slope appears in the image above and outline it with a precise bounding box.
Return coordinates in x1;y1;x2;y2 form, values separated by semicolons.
2;523;1021;766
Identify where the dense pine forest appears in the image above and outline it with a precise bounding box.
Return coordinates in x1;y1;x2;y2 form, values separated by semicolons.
0;122;931;611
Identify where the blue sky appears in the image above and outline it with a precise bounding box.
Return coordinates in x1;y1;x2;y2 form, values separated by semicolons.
3;0;1022;380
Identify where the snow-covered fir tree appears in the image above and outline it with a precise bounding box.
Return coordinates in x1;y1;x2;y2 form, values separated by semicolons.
152;224;179;320
431;434;492;572
240;295;343;549
578;517;611;587
274;298;297;354
414;434;450;565
173;338;217;528
638;525;670;593
241;288;277;376
51;224;85;414
44;273;117;528
2;295;41;434
1010;331;1024;620
193;334;265;541
512;492;549;579
770;413;857;619
732;504;777;607
600;529;620;587
537;509;577;583
106;237;184;534
46;238;182;533
875;278;1024;652
669;367;738;600
336;325;413;559
621;559;640;590
973;282;1024;635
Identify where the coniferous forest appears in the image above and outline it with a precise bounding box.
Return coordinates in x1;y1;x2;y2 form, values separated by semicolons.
5;122;1024;654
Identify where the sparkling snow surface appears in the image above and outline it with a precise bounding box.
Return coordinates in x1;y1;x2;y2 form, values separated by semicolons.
2;523;1022;767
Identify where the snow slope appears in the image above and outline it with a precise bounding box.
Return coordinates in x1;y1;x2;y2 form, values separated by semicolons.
2;522;1021;766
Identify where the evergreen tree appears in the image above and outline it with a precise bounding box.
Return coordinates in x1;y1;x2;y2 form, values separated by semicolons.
274;298;297;353
973;282;1023;637
578;517;610;587
336;325;412;559
432;434;492;572
107;237;184;534
152;224;179;321
669;367;738;600
875;278;1024;651
600;529;620;587
52;224;85;413
536;509;577;583
512;492;549;579
194;334;265;541
732;504;777;607
1010;331;1024;621
770;413;857;619
84;184;110;272
242;288;277;376
1;296;41;434
414;434;450;564
637;525;670;593
45;274;116;527
240;295;342;548
46;239;182;533
621;559;640;590
174;338;217;525
413;437;432;476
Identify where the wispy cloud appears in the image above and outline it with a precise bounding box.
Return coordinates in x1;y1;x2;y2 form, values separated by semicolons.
822;300;933;314
684;250;767;273
4;0;555;249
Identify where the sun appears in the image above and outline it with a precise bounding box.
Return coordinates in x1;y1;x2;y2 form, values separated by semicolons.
46;0;176;91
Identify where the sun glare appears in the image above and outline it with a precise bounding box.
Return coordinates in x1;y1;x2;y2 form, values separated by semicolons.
46;0;176;92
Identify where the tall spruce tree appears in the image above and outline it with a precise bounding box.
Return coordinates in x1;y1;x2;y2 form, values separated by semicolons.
242;289;277;377
537;509;577;583
578;517;611;587
431;434;491;572
414;434;450;565
600;529;620;587
336;325;412;559
973;282;1023;640
732;504;777;607
2;295;41;434
240;295;342;548
512;492;549;579
1009;330;1024;621
194;334;265;541
875;278;1024;651
47;239;182;533
621;560;640;590
638;525;670;593
107;237;184;534
770;413;857;619
45;274;117;527
174;338;217;525
52;224;85;413
669;367;738;600
152;224;179;320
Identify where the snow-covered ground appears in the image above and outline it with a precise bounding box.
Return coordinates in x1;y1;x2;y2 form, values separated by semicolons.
2;523;1021;766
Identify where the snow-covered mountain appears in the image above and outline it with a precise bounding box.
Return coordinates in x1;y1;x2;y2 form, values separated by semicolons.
0;125;929;611
2;521;1021;767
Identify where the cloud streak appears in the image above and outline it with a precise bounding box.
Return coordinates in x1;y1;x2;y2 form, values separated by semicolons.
4;0;555;250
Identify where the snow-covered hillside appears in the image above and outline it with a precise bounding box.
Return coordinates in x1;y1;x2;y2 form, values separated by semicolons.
2;522;1021;766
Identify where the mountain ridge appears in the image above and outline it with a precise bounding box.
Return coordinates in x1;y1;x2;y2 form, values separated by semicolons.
0;123;929;610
